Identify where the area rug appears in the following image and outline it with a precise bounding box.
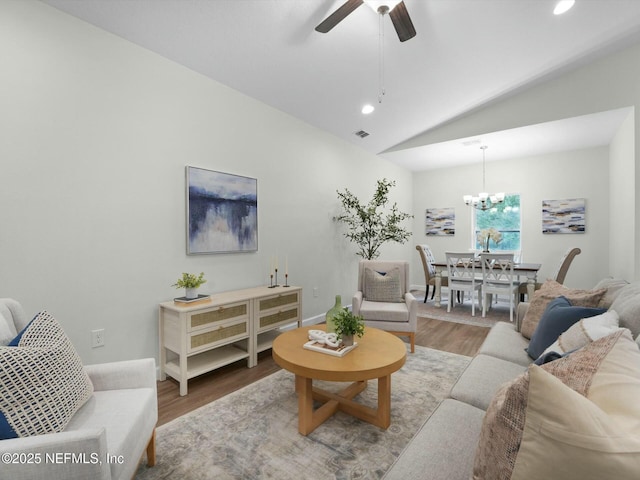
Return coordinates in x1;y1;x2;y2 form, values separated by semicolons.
135;346;470;480
413;290;513;327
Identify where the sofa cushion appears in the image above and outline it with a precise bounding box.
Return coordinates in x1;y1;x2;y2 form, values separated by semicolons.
511;364;640;480
384;399;485;480
66;387;157;480
526;296;606;359
450;354;527;411
541;309;620;357
520;280;606;339
364;267;404;302
473;329;634;480
0;311;93;439
609;281;640;338
477;322;531;367
359;299;408;323
593;277;629;308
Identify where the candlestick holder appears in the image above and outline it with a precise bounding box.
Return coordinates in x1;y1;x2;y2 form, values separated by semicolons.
283;273;290;287
268;274;275;288
274;268;280;287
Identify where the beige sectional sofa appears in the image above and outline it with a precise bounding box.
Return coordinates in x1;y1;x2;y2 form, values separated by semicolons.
384;279;640;480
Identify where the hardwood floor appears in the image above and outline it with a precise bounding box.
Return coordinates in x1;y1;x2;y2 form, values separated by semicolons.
156;318;490;426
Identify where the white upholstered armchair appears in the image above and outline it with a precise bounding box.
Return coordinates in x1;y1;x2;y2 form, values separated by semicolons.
352;260;418;353
0;298;157;480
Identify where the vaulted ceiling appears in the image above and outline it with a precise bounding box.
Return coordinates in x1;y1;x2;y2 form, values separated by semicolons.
42;0;640;170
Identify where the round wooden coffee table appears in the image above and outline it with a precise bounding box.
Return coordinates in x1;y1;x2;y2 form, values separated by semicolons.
272;325;407;435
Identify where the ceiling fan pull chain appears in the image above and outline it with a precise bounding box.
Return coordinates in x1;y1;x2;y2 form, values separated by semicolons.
378;11;385;103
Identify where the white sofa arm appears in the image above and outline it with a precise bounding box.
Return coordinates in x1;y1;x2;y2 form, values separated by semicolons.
352;291;363;315
85;358;156;391
0;428;111;480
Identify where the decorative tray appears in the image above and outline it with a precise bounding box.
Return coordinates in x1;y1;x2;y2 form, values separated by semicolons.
303;340;358;357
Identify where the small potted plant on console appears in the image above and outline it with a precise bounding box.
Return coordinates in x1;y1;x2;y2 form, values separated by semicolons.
172;272;207;299
332;307;365;346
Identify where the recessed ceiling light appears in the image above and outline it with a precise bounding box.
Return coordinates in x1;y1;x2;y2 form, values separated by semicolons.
554;0;575;15
361;104;375;115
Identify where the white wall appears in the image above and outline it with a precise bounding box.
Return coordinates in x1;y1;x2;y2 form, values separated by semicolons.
397;41;640;280
412;147;610;290
0;1;413;364
609;109;636;280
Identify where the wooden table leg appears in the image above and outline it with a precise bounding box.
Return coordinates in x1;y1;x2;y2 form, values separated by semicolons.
297;375;314;435
377;375;391;429
296;375;393;435
526;277;536;300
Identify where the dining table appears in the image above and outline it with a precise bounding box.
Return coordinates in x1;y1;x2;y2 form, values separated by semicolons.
431;260;542;307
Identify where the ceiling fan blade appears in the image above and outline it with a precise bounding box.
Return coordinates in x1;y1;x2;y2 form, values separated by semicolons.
389;1;416;42
315;0;364;33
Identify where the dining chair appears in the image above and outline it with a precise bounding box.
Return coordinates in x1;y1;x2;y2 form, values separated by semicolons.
518;247;581;300
415;245;450;303
445;252;482;316
480;253;519;323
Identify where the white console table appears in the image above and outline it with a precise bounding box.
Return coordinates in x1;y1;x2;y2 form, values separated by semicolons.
159;285;302;395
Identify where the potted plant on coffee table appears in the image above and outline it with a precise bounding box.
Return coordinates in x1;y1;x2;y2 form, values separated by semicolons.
172;272;206;299
332;307;365;346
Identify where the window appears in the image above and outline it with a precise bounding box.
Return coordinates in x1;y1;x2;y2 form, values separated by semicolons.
473;194;521;252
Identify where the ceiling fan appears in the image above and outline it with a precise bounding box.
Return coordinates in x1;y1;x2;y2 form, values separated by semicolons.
315;0;416;42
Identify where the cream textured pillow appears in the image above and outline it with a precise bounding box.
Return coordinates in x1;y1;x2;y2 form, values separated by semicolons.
541;309;620;356
593;277;629;308
520;280;606;339
473;329;635;480
0;311;93;439
609;281;640;338
364;267;403;303
512;346;640;480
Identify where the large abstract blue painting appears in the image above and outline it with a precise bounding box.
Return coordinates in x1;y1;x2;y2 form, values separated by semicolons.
186;166;258;254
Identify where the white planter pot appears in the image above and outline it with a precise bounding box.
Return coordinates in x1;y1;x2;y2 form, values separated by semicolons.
185;288;198;299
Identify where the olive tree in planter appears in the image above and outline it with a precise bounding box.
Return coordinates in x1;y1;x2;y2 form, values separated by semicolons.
336;178;413;260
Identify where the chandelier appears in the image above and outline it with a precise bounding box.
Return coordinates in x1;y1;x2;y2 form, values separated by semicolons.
463;146;505;211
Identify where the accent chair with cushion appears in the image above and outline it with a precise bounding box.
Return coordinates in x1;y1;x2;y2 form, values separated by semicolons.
352;260;417;353
0;298;157;480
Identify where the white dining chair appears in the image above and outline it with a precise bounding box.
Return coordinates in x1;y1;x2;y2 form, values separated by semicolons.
445;252;482;316
480;252;519;322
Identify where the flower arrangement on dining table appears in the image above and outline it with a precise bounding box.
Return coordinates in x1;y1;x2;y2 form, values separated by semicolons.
477;228;502;252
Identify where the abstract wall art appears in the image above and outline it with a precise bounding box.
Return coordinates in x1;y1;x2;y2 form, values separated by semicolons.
425;207;455;236
542;198;585;234
186;166;258;254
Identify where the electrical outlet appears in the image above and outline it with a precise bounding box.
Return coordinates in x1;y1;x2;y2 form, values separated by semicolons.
91;329;105;348
313;287;319;298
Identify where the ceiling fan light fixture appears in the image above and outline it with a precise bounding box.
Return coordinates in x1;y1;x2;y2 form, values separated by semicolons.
361;104;375;114
553;0;575;15
364;0;402;14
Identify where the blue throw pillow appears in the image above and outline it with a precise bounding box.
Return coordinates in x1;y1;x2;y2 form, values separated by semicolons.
526;296;607;360
7;317;35;346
